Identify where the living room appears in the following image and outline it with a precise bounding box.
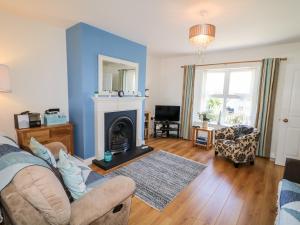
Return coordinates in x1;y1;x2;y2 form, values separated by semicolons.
0;1;300;225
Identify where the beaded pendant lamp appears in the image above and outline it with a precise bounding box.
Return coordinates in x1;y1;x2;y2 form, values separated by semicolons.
189;23;216;48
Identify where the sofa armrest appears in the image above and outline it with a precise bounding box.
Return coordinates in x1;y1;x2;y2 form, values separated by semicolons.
283;158;300;183
70;175;136;225
236;131;258;143
215;127;228;139
44;142;68;159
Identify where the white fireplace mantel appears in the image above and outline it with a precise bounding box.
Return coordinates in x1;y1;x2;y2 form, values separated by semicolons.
93;96;145;160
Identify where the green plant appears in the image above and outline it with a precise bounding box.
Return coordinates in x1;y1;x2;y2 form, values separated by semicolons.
205;98;222;122
198;112;210;121
227;114;244;125
207;98;222;112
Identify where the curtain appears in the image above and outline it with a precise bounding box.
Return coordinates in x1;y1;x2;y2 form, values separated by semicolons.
180;65;195;139
255;58;281;157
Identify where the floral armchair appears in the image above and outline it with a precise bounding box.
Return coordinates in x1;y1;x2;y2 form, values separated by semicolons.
214;125;260;168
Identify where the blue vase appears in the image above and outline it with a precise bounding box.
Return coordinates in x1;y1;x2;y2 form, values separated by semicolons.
104;151;112;162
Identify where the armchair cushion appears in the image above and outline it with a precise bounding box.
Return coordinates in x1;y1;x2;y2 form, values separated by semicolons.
233;125;254;139
70;176;135;225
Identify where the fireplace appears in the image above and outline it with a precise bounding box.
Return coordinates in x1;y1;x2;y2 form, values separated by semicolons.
105;110;136;154
92;97;153;170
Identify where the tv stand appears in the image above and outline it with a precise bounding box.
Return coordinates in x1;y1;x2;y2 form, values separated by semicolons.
154;121;180;138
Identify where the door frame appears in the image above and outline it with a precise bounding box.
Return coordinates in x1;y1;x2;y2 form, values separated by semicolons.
275;64;300;165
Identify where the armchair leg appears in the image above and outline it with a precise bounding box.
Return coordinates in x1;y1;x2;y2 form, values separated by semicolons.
215;151;218;156
250;161;255;166
234;162;239;168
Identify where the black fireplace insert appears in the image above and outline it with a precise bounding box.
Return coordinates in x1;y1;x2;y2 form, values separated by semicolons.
105;110;136;154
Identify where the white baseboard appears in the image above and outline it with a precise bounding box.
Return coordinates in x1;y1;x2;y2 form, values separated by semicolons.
270;152;276;161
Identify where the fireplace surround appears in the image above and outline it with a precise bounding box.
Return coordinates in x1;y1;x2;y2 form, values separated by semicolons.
92;97;153;170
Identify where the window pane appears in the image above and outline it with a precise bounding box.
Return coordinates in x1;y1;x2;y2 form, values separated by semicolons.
229;70;253;95
206;71;225;95
200;97;223;123
223;98;252;125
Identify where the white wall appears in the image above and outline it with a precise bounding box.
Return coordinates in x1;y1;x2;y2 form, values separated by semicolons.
146;42;300;158
145;55;162;114
0;11;68;139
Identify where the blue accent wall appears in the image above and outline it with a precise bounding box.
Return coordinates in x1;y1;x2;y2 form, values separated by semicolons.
66;23;147;159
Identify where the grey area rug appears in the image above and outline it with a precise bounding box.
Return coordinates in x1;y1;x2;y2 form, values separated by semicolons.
106;150;207;210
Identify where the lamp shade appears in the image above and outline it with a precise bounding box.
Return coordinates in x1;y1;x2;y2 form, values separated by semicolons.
189;24;216;47
0;65;11;92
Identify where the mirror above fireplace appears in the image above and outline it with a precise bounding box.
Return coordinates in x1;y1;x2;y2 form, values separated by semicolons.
98;55;139;94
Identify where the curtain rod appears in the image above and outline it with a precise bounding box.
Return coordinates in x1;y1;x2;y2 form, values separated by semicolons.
180;58;287;68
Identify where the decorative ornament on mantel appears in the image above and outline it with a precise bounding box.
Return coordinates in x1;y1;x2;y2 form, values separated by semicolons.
189;11;216;57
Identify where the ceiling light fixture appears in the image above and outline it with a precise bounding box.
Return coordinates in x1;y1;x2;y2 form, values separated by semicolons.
189;10;216;57
189;23;216;48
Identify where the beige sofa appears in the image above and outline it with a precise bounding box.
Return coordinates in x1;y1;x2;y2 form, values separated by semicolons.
0;142;136;225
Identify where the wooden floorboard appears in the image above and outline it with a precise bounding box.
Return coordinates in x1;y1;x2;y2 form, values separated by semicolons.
91;138;284;225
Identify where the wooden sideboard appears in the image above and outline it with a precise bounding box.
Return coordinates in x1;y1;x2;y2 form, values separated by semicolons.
16;123;74;155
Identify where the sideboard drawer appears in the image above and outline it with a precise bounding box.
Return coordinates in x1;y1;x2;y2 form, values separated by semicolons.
24;130;50;145
50;127;71;137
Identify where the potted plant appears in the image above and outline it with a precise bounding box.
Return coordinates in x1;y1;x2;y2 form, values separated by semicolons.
198;112;210;129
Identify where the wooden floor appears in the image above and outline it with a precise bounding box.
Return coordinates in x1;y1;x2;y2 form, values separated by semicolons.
92;138;284;225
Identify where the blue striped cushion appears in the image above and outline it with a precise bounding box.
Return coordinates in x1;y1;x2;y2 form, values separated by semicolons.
277;179;300;225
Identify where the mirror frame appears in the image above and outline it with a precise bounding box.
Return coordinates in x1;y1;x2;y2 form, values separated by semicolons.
98;55;139;94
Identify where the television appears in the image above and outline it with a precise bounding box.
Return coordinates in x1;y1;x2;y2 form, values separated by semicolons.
155;105;180;122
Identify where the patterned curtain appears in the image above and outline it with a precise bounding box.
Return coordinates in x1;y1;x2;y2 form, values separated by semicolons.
255;58;281;157
180;65;195;139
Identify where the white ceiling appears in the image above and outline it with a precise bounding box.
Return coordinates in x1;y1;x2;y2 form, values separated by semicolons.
1;0;300;56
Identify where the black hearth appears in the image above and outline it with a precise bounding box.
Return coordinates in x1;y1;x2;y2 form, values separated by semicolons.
93;110;153;170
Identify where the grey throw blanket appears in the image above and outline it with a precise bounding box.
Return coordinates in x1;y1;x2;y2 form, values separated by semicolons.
0;144;50;223
0;144;50;192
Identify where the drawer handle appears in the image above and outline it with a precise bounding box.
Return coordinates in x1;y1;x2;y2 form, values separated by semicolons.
113;204;123;213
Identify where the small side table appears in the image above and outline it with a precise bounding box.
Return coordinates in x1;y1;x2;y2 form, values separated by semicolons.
192;127;214;150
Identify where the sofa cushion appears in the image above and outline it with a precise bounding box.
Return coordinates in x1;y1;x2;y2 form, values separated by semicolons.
57;150;87;200
234;125;254;139
29;137;57;167
12;166;71;225
277;179;300;225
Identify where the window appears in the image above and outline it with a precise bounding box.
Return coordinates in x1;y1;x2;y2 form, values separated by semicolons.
193;64;260;126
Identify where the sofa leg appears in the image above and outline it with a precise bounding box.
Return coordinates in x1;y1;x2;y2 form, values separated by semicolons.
250;161;255;166
234;162;239;168
215;151;218;156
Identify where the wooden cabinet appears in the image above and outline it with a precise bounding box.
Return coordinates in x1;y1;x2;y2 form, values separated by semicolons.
16;123;74;155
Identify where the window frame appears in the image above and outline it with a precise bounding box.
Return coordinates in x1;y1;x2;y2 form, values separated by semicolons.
193;63;261;126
